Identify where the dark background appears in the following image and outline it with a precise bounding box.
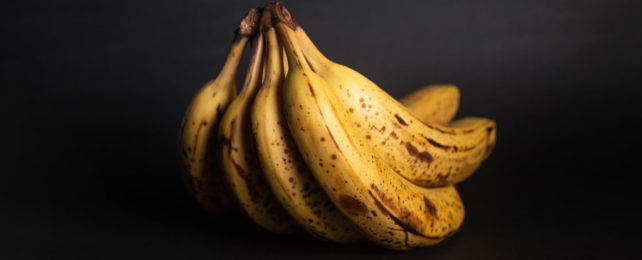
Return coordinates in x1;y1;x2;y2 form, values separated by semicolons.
3;0;641;258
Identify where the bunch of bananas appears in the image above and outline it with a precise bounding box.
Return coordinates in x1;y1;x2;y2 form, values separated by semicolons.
178;3;496;250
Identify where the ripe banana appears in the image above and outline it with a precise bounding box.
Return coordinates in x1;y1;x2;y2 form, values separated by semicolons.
274;9;464;249
218;9;298;234
251;6;362;243
177;9;259;213
292;17;496;187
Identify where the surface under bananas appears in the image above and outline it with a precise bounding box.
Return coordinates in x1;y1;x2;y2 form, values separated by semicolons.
177;3;496;250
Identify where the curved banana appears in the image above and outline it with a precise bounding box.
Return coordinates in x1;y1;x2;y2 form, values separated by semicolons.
400;85;459;125
293;19;496;187
177;9;259;213
252;8;464;242
218;10;298;234
274;10;464;249
251;7;362;243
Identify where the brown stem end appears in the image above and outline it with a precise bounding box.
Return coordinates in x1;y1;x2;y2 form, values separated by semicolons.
271;2;297;30
239;8;261;36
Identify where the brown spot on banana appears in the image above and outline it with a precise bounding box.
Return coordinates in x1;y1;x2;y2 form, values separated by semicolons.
394;114;408;126
338;195;368;216
423;197;438;218
369;185;431;234
404;142;434;163
370;125;386;134
221;136;231;149
324;125;342;153
425;138;446;149
230;158;260;204
306;78;315;97
370;184;398;212
190;121;204;159
425;137;476;152
229;117;237;133
367;190;442;241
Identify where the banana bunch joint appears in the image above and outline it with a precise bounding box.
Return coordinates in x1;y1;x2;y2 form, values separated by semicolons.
177;2;496;250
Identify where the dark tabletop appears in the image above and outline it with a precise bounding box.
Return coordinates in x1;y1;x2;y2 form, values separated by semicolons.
3;0;641;259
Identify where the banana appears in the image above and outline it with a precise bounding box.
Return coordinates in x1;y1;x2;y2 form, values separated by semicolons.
218;9;298;234
400;85;459;125
251;6;362;243
274;8;464;249
177;9;259;213
252;8;464;242
291;15;496;187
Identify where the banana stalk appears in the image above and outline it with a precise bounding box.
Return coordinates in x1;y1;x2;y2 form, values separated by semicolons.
177;9;259;213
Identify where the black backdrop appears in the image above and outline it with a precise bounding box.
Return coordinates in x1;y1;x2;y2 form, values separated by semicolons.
3;0;641;258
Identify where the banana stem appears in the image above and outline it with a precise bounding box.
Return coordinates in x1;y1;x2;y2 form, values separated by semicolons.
214;9;260;84
260;4;283;87
237;30;265;98
216;36;248;83
294;28;331;73
271;3;312;72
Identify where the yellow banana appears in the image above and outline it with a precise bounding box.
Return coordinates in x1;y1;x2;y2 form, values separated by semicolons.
177;9;259;213
274;8;464;249
292;17;496;187
218;10;298;234
251;7;362;243
400;85;459;125
252;8;464;242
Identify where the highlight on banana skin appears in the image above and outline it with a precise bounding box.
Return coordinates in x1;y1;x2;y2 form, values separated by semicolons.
177;2;496;250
